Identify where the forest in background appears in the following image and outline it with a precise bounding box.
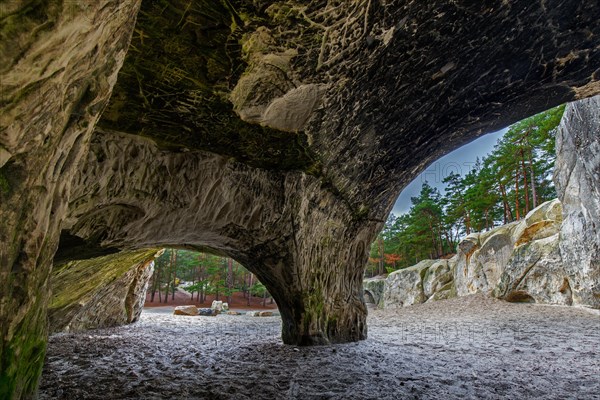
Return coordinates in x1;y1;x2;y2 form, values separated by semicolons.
148;249;273;306
366;105;565;276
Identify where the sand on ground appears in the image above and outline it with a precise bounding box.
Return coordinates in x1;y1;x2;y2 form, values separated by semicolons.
40;295;600;399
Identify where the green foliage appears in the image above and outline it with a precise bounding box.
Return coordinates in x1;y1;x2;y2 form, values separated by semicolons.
150;249;269;303
0;292;47;400
50;250;158;310
366;105;565;276
249;282;269;297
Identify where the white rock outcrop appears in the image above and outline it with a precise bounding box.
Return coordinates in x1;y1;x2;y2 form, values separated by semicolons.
554;96;600;308
375;195;599;309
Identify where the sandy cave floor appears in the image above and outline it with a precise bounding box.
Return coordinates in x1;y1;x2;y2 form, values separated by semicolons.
40;295;599;400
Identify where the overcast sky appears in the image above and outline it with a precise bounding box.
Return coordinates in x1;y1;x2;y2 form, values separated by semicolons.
391;128;508;216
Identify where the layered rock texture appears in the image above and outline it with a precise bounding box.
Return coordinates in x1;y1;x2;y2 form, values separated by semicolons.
377;197;599;309
48;250;158;333
0;2;141;398
1;1;600;398
555;96;600;309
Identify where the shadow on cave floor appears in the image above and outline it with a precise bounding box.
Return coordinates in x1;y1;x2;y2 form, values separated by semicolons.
40;294;599;400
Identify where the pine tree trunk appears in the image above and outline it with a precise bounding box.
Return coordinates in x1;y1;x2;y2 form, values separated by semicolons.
500;183;510;223
528;151;538;208
227;258;233;304
199;264;205;303
247;274;253;306
521;149;530;214
378;237;385;275
150;266;158;302
428;220;438;258
437;222;444;256
171;250;177;300
465;210;471;234
515;170;521;220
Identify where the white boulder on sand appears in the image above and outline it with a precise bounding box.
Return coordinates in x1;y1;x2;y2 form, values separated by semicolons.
211;300;223;311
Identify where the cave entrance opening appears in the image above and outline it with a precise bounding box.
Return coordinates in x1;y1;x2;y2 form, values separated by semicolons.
365;105;564;281
144;248;278;313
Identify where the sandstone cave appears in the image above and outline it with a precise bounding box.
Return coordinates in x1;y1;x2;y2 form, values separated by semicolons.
1;1;599;399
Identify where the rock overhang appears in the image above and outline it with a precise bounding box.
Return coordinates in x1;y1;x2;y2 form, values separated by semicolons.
2;2;600;397
88;0;600;232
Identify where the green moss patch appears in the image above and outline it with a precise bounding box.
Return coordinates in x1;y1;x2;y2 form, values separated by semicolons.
0;288;47;400
50;249;157;311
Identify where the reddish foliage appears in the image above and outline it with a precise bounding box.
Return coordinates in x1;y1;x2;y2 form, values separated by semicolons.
384;253;402;264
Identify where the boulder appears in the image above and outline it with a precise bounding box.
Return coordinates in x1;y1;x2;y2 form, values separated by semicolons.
515;200;562;245
426;281;455;303
453;200;564;299
259;311;274;317
246;311;274;317
49;250;159;333
222;302;229;311
174;306;198;316
198;308;218;316
453;233;481;297
383;260;436;308
524;198;563;226
474;226;517;291
422;260;454;299
363;276;386;307
494;234;571;305
211;300;224;312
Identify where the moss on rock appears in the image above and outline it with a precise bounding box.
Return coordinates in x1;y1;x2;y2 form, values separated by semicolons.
49;249;158;333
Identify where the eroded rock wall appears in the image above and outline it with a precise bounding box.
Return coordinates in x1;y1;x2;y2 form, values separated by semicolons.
0;2;140;398
376;194;599;309
376;199;578;308
2;1;600;397
364;277;386;307
49;250;158;333
65;129;376;345
555;96;600;308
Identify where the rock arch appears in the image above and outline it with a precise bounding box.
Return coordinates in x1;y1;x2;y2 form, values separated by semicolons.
364;290;377;305
1;1;599;398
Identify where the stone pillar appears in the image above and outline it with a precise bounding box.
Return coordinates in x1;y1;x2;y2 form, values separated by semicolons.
0;2;140;398
248;209;376;345
61;131;382;345
555;96;600;308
